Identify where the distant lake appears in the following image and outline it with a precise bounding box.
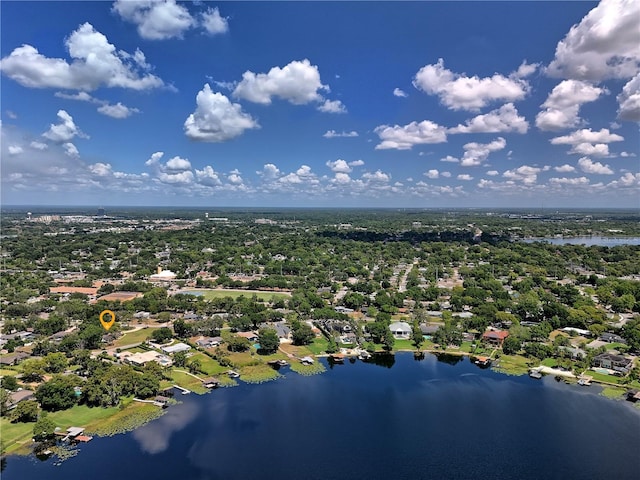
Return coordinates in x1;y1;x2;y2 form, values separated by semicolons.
523;236;640;246
4;354;640;480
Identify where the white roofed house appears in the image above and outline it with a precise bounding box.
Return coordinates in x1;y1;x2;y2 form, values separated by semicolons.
389;321;412;340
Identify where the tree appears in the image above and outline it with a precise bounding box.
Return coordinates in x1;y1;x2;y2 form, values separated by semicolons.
0;389;10;417
173;318;193;338
227;335;250;352
188;359;202;374
173;351;188;368
44;352;68;373
151;327;173;344
135;373;159;399
258;328;280;354
11;400;39;423
21;358;46;382
1;376;18;391
412;324;424;350
325;336;338;354
502;335;522;355
291;322;314;346
35;375;80;411
382;331;395;352
33;416;56;442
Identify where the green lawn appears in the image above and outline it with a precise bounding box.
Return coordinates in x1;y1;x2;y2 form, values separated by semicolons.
393;339;416;351
167;369;208;394
0;418;33;454
114;328;153;347
0;368;20;376
188;352;227;375
493;354;533;376
0;404;122;454
306;337;329;355
589;370;623;385
187;289;291;302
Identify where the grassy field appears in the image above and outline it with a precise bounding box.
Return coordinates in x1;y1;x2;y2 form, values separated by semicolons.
493;354;533;376
0;368;20;376
1;403;124;454
113;328;153;347
165;369;208;394
306;337;329;355
393;339;416;351
188;352;228;375
85;402;163;437
240;364;281;383
184;289;291;301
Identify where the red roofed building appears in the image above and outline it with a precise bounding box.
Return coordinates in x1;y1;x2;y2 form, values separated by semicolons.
482;330;509;346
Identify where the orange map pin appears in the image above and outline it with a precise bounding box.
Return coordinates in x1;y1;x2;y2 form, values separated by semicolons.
99;310;116;331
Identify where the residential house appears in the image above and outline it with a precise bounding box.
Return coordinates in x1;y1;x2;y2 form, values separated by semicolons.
0;352;30;366
482;330;509;346
593;353;633;375
236;332;259;343
195;336;222;348
8;390;35;409
389;322;412;340
599;333;626;344
161;343;191;354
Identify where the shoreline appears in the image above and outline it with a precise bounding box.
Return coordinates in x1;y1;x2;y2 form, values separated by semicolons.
2;349;634;459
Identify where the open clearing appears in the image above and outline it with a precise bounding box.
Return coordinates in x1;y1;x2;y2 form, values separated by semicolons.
180;288;291;301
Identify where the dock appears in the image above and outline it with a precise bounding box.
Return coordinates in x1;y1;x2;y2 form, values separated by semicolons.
173;384;191;395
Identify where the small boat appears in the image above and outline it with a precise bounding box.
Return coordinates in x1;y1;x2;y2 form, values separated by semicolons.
227;370;240;378
330;354;345;364
529;370;543;379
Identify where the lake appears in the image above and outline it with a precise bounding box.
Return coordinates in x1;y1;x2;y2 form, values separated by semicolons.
3;354;640;480
523;236;640;246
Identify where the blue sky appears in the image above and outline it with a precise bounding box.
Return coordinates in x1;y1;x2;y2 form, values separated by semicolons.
1;0;638;208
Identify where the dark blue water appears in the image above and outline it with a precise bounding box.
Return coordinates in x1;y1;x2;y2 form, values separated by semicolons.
524;236;640;246
4;354;640;480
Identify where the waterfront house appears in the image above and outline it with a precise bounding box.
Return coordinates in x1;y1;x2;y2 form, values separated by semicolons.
592;353;633;375
482;330;509;346
419;323;440;336
125;351;173;367
8;389;35;409
389;322;412;340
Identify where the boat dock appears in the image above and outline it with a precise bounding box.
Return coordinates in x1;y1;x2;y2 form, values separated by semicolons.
173;384;191;395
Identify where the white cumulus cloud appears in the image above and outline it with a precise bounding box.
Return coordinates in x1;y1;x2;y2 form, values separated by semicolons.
459;137;507;167
317;99;347;114
0;23;164;91
550;128;624;145
457;174;474;181
617;73;640;121
323;130;358;138
535;80;606;131
42;110;86;143
195;165;222;186
374;120;447;150
425;169;439;179
184;84;259;142
165;156;191;171
393;88;408;97
233;59;328;105
546;0;640;82
201;7;229;35
112;0;195;40
326;159;352;173
554;164;576;173
97;102;140;119
578;157;614;174
413;58;530;111
503;165;541;185
448;103;528;134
